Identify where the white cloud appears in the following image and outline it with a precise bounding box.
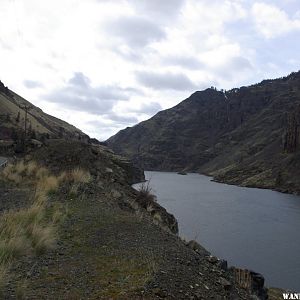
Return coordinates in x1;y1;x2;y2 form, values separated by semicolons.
135;70;197;91
23;80;43;89
252;2;300;38
106;16;166;48
0;0;299;140
45;72;138;115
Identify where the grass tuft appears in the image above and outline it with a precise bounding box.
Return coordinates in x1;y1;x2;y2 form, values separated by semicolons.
0;160;92;296
27;224;55;256
36;175;59;194
70;168;92;184
35;167;49;180
62;168;92;196
136;181;156;203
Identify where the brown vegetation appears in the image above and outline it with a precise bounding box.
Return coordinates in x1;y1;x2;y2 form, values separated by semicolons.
136;181;156;203
0;160;92;292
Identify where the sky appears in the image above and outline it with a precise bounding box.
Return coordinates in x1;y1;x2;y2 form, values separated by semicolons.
0;0;300;140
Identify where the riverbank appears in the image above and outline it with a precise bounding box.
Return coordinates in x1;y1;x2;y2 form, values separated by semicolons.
146;166;300;196
137;171;300;294
142;164;300;196
211;176;300;196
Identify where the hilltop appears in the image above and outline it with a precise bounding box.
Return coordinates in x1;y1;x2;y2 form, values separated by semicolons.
107;71;300;194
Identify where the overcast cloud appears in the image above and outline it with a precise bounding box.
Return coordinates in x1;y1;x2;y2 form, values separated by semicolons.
0;0;300;140
107;16;166;48
136;71;198;91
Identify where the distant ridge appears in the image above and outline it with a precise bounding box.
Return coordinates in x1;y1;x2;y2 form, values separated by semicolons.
107;71;300;194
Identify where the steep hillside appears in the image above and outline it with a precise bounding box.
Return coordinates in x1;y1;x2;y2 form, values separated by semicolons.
0;80;89;146
0;84;261;299
107;71;300;194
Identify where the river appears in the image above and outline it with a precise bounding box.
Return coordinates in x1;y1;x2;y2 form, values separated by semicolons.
133;171;300;291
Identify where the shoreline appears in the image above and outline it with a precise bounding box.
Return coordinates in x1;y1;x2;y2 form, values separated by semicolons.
132;180;269;298
142;168;300;196
134;171;300;295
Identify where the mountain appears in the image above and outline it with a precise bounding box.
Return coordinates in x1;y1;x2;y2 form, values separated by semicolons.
107;71;300;194
0;80;89;145
0;81;261;299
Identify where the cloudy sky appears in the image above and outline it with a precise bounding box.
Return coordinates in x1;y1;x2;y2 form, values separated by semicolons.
1;0;300;140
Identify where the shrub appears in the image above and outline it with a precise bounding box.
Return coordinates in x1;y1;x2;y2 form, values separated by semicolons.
136;182;156;203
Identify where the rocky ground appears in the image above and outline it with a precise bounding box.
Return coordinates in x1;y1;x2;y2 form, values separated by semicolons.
0;181;30;213
1;182;252;299
0;140;268;299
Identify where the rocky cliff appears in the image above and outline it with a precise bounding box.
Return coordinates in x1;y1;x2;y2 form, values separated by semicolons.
107;71;300;194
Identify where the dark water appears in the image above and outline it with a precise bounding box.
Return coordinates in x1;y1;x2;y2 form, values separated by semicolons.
133;171;300;291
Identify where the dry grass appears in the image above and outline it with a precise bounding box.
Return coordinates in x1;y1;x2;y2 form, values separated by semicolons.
59;168;92;196
36;175;59;194
0;160;92;296
0;237;27;264
51;209;64;224
69;183;80;195
136;181;156;203
1;161;60;196
57;171;67;183
1;162;91;197
1;161;48;184
34;192;47;206
0;161;74;297
25;161;38;177
2;164;14;178
0;196;56;263
35;167;49;180
14;161;26;175
70;168;92;184
5;172;22;184
27;224;55;255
